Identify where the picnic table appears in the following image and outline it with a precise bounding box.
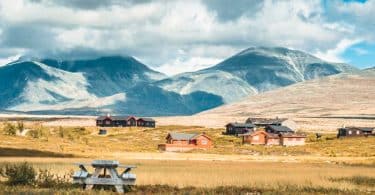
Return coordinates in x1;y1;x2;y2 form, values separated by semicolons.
72;160;136;193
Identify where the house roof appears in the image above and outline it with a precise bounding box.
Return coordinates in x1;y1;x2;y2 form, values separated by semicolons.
137;117;155;122
246;117;287;125
97;115;136;121
280;133;306;138
167;132;198;140
267;125;294;132
226;122;255;128
167;132;211;140
343;127;374;132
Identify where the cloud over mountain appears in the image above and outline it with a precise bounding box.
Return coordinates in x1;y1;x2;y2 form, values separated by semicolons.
0;0;374;74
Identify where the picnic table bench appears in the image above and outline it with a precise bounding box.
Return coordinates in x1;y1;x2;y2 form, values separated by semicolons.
72;160;136;193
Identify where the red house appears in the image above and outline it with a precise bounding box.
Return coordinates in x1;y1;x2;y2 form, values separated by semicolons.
240;130;280;145
158;132;213;152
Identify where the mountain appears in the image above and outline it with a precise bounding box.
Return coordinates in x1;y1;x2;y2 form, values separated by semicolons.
0;57;223;115
41;56;166;97
0;47;360;116
157;47;358;103
155;70;375;130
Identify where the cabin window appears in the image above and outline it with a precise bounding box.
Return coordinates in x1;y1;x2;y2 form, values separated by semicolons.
348;130;352;135
356;130;360;135
253;135;259;141
201;140;208;145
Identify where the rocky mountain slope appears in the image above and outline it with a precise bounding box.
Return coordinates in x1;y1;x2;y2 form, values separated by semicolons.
0;47;360;116
157;47;358;103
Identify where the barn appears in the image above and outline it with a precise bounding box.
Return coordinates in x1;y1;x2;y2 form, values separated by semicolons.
337;127;374;138
136;118;156;128
158;132;213;152
225;122;255;135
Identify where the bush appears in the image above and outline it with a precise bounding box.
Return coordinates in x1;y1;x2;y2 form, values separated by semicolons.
36;169;72;188
17;121;24;132
2;122;16;136
28;129;43;138
0;162;36;185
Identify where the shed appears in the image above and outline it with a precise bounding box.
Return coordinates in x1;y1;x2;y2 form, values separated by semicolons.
337;127;374;138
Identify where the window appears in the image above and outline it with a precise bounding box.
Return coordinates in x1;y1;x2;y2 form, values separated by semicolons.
356;130;360;135
105;120;111;125
201;140;208;145
253;135;259;141
348;130;352;135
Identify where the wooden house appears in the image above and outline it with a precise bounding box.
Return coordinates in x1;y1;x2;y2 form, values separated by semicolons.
126;116;137;126
239;130;280;145
136;118;156;128
96;115;137;127
158;132;213;152
337;127;374;138
265;125;294;134
279;134;306;146
225;122;255;135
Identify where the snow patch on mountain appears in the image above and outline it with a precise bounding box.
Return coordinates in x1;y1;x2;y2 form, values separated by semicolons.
158;70;257;103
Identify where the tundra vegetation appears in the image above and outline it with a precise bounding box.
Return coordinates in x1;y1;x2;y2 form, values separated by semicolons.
0;121;374;194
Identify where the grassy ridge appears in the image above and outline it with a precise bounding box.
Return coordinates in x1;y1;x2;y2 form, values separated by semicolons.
0;122;374;158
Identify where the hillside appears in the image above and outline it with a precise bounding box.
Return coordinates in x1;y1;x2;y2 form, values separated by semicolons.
156;70;375;131
157;47;358;103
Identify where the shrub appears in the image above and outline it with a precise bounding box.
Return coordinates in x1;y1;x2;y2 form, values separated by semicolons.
58;126;65;138
28;129;43;138
17;121;24;132
2;122;16;136
0;162;36;185
36;169;72;188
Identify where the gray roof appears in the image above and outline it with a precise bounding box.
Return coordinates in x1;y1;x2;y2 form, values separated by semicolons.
343;127;374;132
137;117;155;122
167;132;199;140
226;122;255;128
97;116;135;121
267;125;294;132
246;117;287;124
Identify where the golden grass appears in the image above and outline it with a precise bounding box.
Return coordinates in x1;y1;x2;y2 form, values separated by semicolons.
0;159;374;193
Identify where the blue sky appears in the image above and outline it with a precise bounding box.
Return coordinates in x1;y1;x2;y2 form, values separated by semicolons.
0;0;374;74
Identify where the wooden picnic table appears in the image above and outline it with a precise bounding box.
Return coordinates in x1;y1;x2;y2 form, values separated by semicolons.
72;160;136;193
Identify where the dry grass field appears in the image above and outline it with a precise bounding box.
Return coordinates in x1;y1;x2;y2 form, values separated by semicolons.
0;121;374;194
0;159;374;194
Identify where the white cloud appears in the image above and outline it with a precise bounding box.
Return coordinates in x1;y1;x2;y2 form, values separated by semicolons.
314;39;362;62
0;54;22;66
0;0;372;73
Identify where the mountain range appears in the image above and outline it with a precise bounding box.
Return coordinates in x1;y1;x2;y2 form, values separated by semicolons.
0;47;361;116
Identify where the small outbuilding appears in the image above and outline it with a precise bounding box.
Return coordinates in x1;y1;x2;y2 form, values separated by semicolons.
136;118;156;128
225;122;255;135
279;134;306;146
158;132;213;152
337;126;374;138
